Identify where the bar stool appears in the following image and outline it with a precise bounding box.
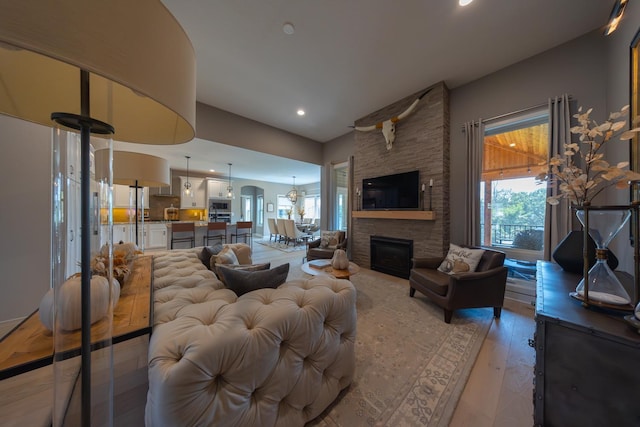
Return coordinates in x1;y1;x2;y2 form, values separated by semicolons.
170;222;195;249
204;222;227;246
232;221;253;248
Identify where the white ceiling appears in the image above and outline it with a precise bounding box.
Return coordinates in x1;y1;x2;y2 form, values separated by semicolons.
126;0;614;184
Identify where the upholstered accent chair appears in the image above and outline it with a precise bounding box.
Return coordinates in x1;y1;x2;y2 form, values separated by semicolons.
306;230;347;261
409;247;508;323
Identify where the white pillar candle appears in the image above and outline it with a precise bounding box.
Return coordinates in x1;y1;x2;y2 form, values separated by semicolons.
429;179;434;187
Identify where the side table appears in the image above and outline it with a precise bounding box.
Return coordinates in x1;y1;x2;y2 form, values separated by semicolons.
301;260;359;280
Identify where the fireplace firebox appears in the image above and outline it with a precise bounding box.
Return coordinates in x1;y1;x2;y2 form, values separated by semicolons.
370;236;414;279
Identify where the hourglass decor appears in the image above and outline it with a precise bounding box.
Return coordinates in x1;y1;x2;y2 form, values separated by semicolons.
570;205;634;311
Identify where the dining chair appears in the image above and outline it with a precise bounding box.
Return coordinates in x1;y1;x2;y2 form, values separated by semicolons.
203;221;227;246
285;219;312;246
170;222;195;249
277;218;287;244
267;218;279;242
232;221;253;248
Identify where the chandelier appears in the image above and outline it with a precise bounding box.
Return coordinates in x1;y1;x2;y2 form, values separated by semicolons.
227;163;234;198
183;155;192;197
286;175;298;204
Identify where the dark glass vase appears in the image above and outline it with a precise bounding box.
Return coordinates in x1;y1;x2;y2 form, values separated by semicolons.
552;230;618;274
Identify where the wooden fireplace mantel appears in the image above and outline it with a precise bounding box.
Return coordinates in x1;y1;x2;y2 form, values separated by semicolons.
352;210;436;220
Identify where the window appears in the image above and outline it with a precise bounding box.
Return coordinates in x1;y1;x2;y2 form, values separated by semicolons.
479;108;549;297
303;194;320;220
277;195;293;218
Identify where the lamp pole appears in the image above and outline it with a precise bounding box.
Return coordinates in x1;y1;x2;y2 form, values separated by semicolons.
52;69;114;426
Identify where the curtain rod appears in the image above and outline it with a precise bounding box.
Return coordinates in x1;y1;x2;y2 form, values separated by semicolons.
460;96;571;132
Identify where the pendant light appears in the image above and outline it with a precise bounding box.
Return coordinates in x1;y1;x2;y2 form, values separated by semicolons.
287;176;298;204
227;163;234;198
183;155;193;197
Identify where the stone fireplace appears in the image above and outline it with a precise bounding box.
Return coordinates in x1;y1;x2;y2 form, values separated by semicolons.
351;81;450;269
370;236;413;279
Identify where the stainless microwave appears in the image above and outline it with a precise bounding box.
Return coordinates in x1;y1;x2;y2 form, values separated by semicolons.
209;199;230;211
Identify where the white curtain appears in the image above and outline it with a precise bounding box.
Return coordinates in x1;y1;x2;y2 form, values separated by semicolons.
464;119;484;246
543;94;572;260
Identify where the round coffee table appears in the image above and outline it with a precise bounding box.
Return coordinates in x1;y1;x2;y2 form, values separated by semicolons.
301;260;359;280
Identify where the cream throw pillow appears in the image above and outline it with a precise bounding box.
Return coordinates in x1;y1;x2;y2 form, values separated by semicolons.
437;243;484;274
320;231;340;249
215;246;239;265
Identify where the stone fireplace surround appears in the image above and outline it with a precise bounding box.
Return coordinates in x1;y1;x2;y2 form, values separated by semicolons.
351;81;450;270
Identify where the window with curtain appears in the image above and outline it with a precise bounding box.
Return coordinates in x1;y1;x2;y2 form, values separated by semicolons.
480;108;549;262
334;163;348;231
478;108;550;301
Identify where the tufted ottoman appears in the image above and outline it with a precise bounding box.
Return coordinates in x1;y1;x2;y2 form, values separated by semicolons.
145;249;357;426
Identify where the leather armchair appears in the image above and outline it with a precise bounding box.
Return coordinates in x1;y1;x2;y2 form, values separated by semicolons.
306;231;347;261
409;247;508;323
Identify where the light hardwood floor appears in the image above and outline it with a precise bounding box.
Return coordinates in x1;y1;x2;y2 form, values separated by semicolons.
0;239;536;426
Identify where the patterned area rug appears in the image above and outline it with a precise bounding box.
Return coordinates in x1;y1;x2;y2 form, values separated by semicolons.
300;267;493;427
257;240;307;252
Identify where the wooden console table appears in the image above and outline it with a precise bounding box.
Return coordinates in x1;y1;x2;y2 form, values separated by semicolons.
534;261;640;427
0;255;153;380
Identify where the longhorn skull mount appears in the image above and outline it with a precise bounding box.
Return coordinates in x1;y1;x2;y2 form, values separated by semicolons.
351;88;432;150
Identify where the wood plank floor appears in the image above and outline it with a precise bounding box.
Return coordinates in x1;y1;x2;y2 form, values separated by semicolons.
0;239;536;426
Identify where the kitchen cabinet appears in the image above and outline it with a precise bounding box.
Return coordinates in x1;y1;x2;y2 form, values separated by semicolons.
113;223;132;244
533;261;640;427
180;176;206;209
146;223;168;249
113;184;149;209
207;178;232;199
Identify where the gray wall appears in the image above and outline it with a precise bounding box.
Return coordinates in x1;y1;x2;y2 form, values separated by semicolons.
323;131;354;166
0;115;51;321
196;102;323;165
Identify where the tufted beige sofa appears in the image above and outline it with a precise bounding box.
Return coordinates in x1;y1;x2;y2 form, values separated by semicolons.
145;248;357;426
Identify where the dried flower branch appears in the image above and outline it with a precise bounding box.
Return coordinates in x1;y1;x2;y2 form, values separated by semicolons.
536;105;640;206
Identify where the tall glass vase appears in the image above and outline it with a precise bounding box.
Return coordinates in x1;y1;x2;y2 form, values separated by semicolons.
51;127;114;426
574;206;632;307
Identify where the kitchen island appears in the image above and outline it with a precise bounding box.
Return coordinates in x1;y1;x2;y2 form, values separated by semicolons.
111;221;240;250
165;221;236;248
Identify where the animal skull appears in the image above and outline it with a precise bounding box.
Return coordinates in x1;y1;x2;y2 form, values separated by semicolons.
381;120;396;150
352;87;432;150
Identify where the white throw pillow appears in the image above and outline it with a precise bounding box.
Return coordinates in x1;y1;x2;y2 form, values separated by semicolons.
437;244;485;274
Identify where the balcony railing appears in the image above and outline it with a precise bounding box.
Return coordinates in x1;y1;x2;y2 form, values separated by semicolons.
481;223;544;249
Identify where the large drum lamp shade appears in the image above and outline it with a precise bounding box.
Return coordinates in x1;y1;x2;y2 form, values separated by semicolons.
0;0;196;144
95;150;171;188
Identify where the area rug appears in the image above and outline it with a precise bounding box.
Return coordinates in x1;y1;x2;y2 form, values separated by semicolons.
301;268;493;427
257;240;306;252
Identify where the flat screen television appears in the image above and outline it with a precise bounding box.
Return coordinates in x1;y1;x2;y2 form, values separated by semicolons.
362;170;420;210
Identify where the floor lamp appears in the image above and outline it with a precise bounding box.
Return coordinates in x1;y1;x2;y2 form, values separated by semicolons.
0;2;195;426
97;151;170;251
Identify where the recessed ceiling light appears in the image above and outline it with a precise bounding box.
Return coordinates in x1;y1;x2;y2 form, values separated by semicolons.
297;109;305;116
459;0;473;6
209;169;215;172
283;22;295;35
509;143;516;147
